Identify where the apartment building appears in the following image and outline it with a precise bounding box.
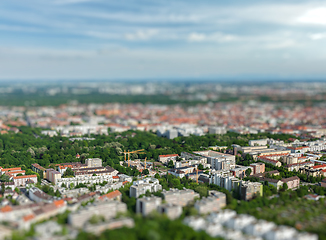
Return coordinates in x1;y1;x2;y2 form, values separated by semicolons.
194;191;226;214
208;126;227;135
45;169;61;184
56;175;113;188
157;204;183;220
85;158;102;168
300;164;326;177
74;166;118;178
162;188;199;206
29;187;53;203
285;161;314;171
158;154;179;164
287;146;310;154
209;171;238;192
256;156;282;167
249;139;268;146
281;176;300;189
31;163;46;178
230;166;253;179
129;178;162;198
68;201;127;228
250;163;265;175
13;175;38;187
240;182;263;201
0;167;25;177
193;150;235;171
259;178;283;190
136;196;162;216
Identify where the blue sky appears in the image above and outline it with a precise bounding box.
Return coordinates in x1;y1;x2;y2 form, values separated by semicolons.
1;0;326;80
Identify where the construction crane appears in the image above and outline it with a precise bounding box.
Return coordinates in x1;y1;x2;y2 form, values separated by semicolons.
196;167;199;184
123;149;146;167
144;157;147;170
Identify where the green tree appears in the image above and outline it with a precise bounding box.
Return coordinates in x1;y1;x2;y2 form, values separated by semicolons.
62;168;74;178
167;160;174;168
282;182;288;191
198;164;204;170
245;168;252;177
143;169;149;175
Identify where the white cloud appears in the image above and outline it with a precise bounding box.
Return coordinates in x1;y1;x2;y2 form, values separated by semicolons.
125;29;158;41
309;33;326;40
188;33;206;42
264;40;298;49
297;7;326;25
188;32;237;43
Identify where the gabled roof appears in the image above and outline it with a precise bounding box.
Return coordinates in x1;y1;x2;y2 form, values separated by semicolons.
281;176;300;182
159;154;179;158
13;175;37;179
23;214;35;222
0;205;12;213
53;200;65;208
99;190;122;200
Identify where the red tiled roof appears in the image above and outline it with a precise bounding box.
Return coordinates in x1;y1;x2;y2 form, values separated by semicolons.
159;154;178;158
287;146;309;150
257;156;278;163
1;167;21;172
53;200;65;208
286;161;313;167
0;205;12;213
23;214;35;222
312;164;326;169
99;190;122;200
122;181;128;185
113;176;119;179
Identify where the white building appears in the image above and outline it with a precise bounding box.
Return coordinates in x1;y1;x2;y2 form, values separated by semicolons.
249;139;268;146
129;178;162;198
136;196;162;216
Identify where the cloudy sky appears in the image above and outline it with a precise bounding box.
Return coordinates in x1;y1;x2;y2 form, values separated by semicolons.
1;0;326;80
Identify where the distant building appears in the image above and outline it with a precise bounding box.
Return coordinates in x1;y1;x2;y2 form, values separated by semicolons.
250;163;265;175
45;169;61;184
208;127;227;135
158;154;179;164
31;164;46;178
248;139;268;146
136;196;162;216
194;150;235;170
281;176;300;190
240;181;263;201
256;156;282;167
162;188;199;206
194;191;226;214
157;204;183;220
285;161;313;171
129;178;162;198
98;190;122;201
29;187;53;203
0;167;25;177
85;158;102;168
40;130;58;137
299;164;326;177
13;175;37;187
167;129;178;139
68;201;127;229
230;166;253;179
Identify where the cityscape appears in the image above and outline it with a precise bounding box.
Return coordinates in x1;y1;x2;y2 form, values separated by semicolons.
0;81;325;239
2;0;326;239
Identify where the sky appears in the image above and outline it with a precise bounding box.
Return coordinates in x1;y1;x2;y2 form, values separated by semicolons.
1;0;326;81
